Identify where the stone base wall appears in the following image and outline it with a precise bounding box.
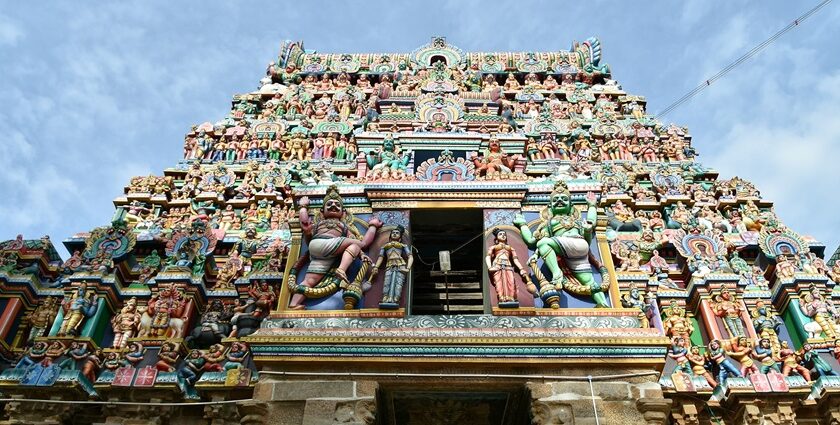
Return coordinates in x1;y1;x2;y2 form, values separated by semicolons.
526;380;669;425
7;377;840;424
248;370;668;425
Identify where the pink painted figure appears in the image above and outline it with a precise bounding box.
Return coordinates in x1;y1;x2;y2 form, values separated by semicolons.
485;228;529;306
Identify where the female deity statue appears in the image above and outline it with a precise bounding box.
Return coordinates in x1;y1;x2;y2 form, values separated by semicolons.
828;260;840;284
513;181;609;308
485;228;530;308
471;137;518;179
503;73;520;91
370;226;413;309
357;73;371;89
801;343;838;379
155;340;181;372
215;251;244;290
366;135;412;179
78;348;103;383
706;339;743;385
668;337;691;374
752;338;780;374
779;341;810;380
726;337;759;376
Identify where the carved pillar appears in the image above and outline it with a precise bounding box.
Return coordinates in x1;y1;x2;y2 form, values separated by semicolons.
825;410;840;425
768;404;796;425
0;400;77;425
529;400;574;425
203;396;240;425
738;404;763;425
332;399;375;425
237;400;268;425
734;400;799;425
670;402;699;425
99;402;174;425
698;298;724;341
821;398;840;425
0;298;22;342
635;398;672;425
356;154;368;178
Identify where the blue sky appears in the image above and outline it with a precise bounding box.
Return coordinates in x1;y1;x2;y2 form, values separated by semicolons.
1;1;839;257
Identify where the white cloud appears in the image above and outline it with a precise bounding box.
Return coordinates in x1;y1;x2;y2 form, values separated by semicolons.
679;0;715;28
0;13;23;46
672;7;840;252
1;1;838;258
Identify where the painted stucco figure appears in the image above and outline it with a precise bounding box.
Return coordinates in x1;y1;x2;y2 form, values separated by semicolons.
513;180;609;308
371;225;413;309
57;283;99;337
485;228;530;308
710;286;746;338
289;185;382;309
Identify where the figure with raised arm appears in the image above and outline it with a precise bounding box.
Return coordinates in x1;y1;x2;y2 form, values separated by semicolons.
289;185;382;309
513;181;609;307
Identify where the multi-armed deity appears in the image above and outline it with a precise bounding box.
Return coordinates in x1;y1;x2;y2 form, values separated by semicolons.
287;185;382;309
365;135;412;180
514;181;609;308
801;284;840;340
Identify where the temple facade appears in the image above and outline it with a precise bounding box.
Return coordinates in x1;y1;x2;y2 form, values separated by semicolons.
0;37;839;424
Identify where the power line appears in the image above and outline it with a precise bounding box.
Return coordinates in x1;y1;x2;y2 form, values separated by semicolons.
655;0;833;119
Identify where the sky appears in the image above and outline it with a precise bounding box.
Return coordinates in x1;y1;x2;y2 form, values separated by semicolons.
1;1;839;258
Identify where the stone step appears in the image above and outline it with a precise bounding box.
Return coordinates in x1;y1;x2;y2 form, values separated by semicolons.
413;292;484;301
412;305;485;313
415;281;481;290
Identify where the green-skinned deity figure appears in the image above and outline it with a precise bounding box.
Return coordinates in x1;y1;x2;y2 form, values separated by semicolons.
366;135;412;179
513;181;609;308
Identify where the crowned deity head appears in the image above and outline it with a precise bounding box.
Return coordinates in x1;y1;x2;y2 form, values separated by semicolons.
719;286;733;301
382;135;396;153
122;297;137;313
390;225;405;242
668;300;684;317
321;185;345;219
629;282;641;299
492;227;508;244
488;136;502;153
548;181;573;215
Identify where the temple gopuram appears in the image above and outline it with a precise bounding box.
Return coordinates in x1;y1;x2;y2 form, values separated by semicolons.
1;36;839;425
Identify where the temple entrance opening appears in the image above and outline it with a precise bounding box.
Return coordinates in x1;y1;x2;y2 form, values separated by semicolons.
378;384;530;425
410;208;485;315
